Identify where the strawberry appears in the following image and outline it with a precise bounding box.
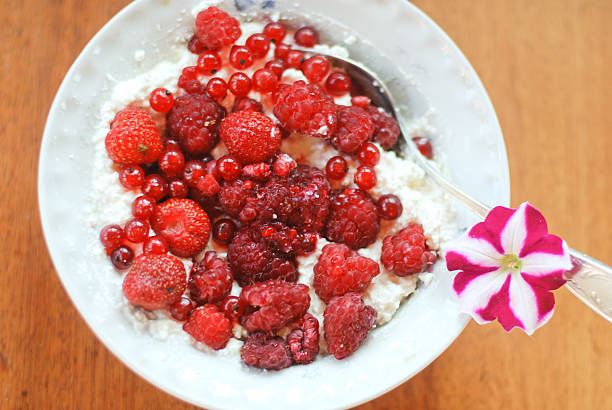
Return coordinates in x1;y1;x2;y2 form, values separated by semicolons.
151;198;211;257
105;107;163;164
122;253;187;310
220;110;282;164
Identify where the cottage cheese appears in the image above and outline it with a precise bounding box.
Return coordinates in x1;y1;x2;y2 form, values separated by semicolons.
87;8;457;360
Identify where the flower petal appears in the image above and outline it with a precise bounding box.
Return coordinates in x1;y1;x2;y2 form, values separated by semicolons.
476;275;524;331
507;274;555;335
454;269;508;324
449;252;499;294
481;206;516;254
445;228;503;270
499;203;529;255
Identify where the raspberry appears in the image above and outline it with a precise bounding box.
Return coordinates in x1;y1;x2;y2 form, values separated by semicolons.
287;313;319;364
331;105;375;154
220;110;282;164
241;332;292;370
258;222;317;256
325;188;380;249
239;280;310;332
218;178;257;217
380;223;437;276
167;93;226;156
242;162;272;182
324;293;376;360
189;251;233;304
105;107;163;165
122;254;187;310
367;106;400;150
183;305;233;350
313;243;380;302
151;198;211;257
272;153;297;177
195;7;241;51
195;174;220;196
273;81;337;138
279;165;331;233
228;225;298;286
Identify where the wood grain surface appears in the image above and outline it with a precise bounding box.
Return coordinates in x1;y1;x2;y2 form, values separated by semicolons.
1;0;611;409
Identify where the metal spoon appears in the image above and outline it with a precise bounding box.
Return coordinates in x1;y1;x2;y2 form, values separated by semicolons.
294;46;612;324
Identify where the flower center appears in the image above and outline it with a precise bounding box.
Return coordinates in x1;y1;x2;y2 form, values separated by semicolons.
501;253;523;274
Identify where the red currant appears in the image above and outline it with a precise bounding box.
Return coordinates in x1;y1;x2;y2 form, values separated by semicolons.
285;50;304;69
124;218;149;243
168;178;189;198
204;159;219;180
206;77;228;99
412;136;433;159
118;165;145;189
100;224;125;250
197;51;222;75
142;174;168;201
182;160;206;187
274;42;291;60
132;195;156;220
294;26;319;47
377;194;403;220
246;33;271;58
111;245;134;270
301;55;329;83
229;45;254;70
143;235;169;254
228;72;252;97
264;59;287;78
188;34;206;54
263;21;287;43
325;71;352;96
217;155;242;181
212;218;237;245
232;97;262;113
252;68;278;93
149;88;174;113
357;143;380;167
325;156;348;180
169;296;196;321
164;139;182;153
354;166;377;190
159;149;185;178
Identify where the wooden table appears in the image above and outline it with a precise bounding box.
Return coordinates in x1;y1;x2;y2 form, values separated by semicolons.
1;0;611;408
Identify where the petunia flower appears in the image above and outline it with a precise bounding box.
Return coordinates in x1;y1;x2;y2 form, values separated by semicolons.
445;202;572;335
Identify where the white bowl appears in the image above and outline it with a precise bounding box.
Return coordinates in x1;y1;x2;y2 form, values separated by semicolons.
38;0;510;408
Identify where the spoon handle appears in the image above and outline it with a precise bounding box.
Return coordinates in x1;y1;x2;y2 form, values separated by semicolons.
403;130;612;323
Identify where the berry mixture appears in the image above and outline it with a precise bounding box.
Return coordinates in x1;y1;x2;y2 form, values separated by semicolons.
93;6;453;370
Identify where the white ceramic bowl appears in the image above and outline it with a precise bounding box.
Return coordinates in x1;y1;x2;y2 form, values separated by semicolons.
38;0;510;408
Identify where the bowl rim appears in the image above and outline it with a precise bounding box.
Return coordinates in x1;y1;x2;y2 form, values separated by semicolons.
38;0;509;408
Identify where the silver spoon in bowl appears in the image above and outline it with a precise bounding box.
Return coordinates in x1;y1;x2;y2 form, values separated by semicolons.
293;45;612;324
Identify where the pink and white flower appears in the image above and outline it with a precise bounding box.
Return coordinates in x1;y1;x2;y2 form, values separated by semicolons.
445;202;572;335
